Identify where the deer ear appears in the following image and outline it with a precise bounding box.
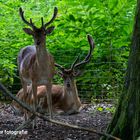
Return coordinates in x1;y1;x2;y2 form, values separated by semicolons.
45;26;55;35
23;28;34;35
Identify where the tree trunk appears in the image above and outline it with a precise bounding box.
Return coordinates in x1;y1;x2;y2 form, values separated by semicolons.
101;1;140;140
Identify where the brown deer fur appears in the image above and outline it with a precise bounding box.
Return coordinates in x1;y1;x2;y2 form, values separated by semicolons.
12;85;82;115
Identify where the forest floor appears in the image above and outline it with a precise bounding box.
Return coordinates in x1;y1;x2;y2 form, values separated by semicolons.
0;102;114;140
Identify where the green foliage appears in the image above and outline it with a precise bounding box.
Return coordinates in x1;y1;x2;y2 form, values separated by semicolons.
0;0;137;100
88;103;116;115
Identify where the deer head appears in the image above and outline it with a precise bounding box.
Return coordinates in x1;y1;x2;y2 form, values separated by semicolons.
55;34;95;89
19;7;58;46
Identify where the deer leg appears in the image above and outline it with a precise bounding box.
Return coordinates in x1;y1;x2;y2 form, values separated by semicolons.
71;89;82;114
38;97;46;113
25;87;33;127
46;83;53;119
20;78;28;121
54;109;65;115
32;83;37;128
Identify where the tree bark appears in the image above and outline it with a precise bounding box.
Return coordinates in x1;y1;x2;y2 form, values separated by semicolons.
101;1;140;140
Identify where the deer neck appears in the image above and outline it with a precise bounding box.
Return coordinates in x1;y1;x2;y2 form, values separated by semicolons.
63;80;80;105
34;43;53;84
35;43;49;63
71;81;79;101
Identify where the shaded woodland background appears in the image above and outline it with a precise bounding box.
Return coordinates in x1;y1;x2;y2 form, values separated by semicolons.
0;0;137;102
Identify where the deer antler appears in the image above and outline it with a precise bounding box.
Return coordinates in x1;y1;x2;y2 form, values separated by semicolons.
19;7;35;29
73;34;95;69
55;34;94;73
70;55;80;71
55;63;65;72
44;7;58;28
19;7;58;29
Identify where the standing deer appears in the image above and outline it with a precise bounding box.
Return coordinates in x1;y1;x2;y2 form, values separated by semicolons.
17;7;58;127
13;35;94;115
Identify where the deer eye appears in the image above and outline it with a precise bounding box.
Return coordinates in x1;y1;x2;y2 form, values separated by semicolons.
73;70;77;76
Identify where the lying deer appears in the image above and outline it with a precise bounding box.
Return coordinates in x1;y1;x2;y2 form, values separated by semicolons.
12;85;80;115
17;7;58;127
13;34;95;115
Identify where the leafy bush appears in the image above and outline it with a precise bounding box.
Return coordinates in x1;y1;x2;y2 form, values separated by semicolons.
0;0;136;101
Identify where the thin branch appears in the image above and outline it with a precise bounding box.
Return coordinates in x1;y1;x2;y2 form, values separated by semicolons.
9;115;35;140
0;83;121;140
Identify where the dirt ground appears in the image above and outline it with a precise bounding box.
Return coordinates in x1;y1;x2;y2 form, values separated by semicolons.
0;102;113;140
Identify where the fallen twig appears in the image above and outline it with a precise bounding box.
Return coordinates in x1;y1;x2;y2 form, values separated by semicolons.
0;83;121;140
9;115;35;140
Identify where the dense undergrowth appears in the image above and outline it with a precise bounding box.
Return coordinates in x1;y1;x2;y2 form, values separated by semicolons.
0;0;136;101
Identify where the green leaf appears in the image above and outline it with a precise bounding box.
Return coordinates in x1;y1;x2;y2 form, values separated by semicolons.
97;107;103;112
